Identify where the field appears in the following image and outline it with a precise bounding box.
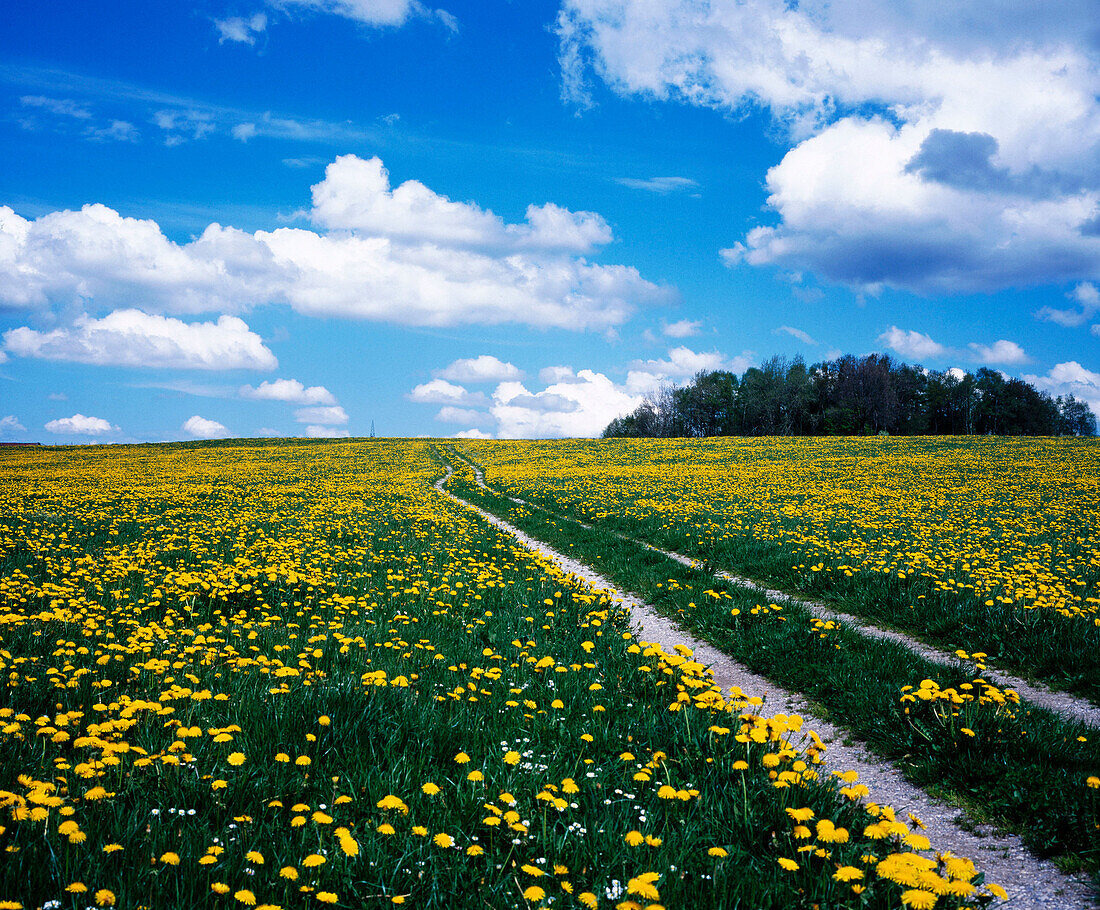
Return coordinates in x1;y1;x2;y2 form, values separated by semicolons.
0;438;1094;909
457;437;1100;697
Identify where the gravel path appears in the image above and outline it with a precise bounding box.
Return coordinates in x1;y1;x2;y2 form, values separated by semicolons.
448;448;1100;732
434;459;1096;909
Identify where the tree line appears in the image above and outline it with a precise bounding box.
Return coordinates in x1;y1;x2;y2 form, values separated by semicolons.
602;354;1097;438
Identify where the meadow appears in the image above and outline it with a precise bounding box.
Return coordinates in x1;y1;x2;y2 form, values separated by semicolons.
0;440;1009;910
446;438;1100;872
456;437;1100;700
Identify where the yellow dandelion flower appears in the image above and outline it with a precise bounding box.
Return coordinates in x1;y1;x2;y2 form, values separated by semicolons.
227;752;246;766
900;890;937;910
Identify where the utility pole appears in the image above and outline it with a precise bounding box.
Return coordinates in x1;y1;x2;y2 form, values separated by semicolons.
370;419;375;438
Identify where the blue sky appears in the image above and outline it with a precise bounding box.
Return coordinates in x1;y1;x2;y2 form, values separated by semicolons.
2;0;1099;441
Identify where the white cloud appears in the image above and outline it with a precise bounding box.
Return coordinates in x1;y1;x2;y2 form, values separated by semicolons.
878;326;949;360
880;326;1030;365
231;123;258;142
538;365;576;384
1025;361;1100;415
663;319;701;338
214;13;267;44
966;339;1030;365
86;120;139;143
561;0;1100;294
776;325;820;346
491;370;644;438
0;156;662;331
275;0;425;27
310;155;613;254
435;406;491;425
436;354;523;383
45;413;118;436
625;345;752;395
416;347;762;438
1036;282;1100;327
182;415;230;439
294;405;348;425
304;424;350;438
3;309;277;371
454;427;492;439
152;109;216;145
946;367;968;382
616;177;699;194
408;379;486;406
20;96;91;119
0;415;25;435
240;378;336;404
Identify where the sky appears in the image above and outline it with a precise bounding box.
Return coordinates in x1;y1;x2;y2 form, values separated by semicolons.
1;0;1099;442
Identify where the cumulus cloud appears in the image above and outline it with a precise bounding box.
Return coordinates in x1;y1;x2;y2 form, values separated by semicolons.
240;378;336;404
561;0;1100;294
0;156;662;331
414;345;763;438
966;339;1030;365
880;325;1030;365
1025;361;1100;415
0;415;25;435
294;405;348;425
616;176;699;194
182;415;230;439
3;309;277;370
304;424;350;438
45;413;118;436
310;155;613;254
878;326;950;360
408;379;486;406
490;371;644;438
435;354;523;383
454;427;492;439
663;319;701;338
625;346;753;395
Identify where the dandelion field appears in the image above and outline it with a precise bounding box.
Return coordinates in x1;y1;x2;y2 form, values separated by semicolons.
0;440;1012;910
458;437;1100;699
